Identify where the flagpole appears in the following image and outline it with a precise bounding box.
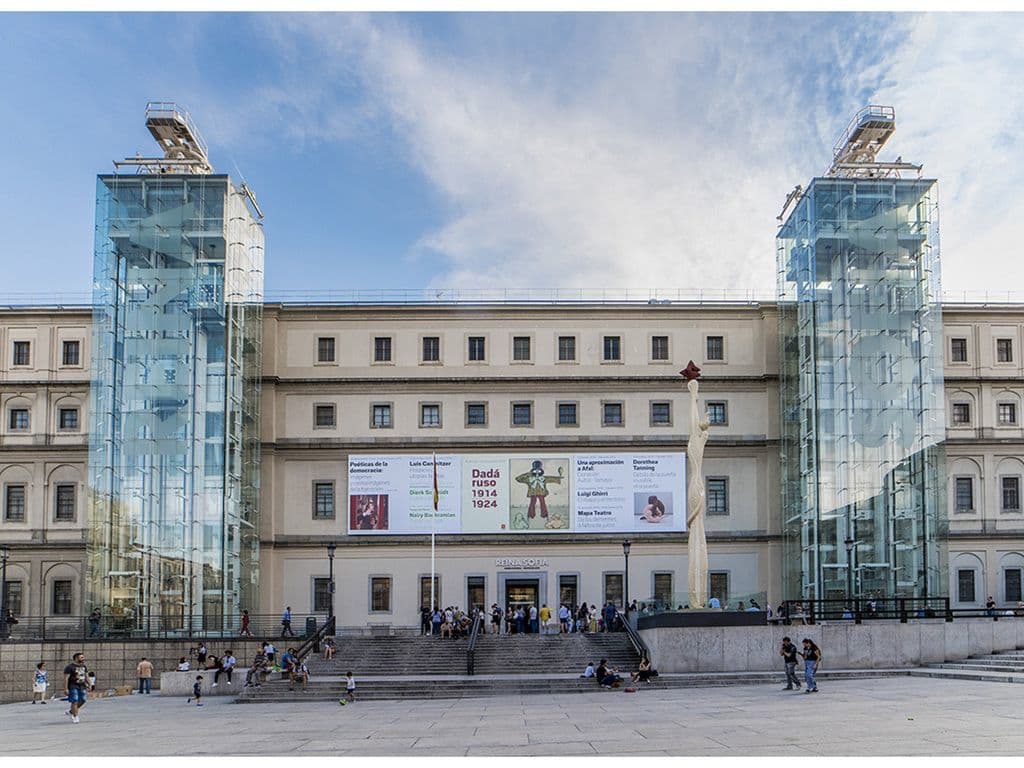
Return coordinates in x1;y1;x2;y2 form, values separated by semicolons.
431;452;437;614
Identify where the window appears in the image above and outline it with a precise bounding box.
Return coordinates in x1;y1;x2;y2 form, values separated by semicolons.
1002;477;1021;512
602;402;623;426
511;402;532;427
997;338;1014;363
8;409;29;431
651;335;669;361
313;482;335;519
314;404;336;428
62;340;81;366
955;477;974;513
58;408;79;431
558;402;578;427
467;576;486;612
1006;569;1023;604
958;569;976;604
653;572;673;606
465;402;487;427
55;484;76;522
998;403;1017;426
604;573;624;608
317;337;336;363
709;572;730;605
52;580;73;615
951;338;967;363
559;574;578;608
707;401;727;425
12;341;30;366
706;335;724;361
313;578;333;613
650;402;671;426
370;577;392;613
468;336;486;362
2;580;22;616
420;576;440;610
422;336;440;363
420;403;441;428
512;336;531;362
557;335;576;362
372;404;392;429
951;402;971;425
4;485;25;521
603;336;621;362
707;477;729;515
373;336;392;363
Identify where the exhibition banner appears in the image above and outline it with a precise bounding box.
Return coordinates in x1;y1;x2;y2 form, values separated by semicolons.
347;452;685;535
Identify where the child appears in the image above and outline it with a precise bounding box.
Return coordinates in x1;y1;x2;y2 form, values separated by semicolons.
32;662;48;703
187;675;204;706
345;671;356;702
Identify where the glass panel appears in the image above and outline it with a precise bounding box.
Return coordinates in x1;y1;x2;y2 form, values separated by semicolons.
420;576;440;610
317;337;335;362
373;405;392;428
467;576;485;611
1003;478;1021;511
951;338;967;362
707;402;727;424
651;402;670;425
603;403;622;425
374;337;392;362
707;478;729;515
651;336;668;360
653;573;673;605
707;336;724;360
603;336;620;360
958;570;976;603
559;575;577;608
421;405;440;426
603;573;623;608
313;578;332;613
469;337;486;361
466;404;486;425
3;581;22;616
315;405;335;426
512;404;531;425
1006;570;1022;604
5;486;25;521
955;478;973;512
9;410;29;430
55;484;76;522
558;336;576;361
63;340;81;366
512;336;530;361
313;482;335;519
52;580;73;615
558;403;577;426
12;341;30;366
422;336;440;362
371;577;391;612
709;572;729;604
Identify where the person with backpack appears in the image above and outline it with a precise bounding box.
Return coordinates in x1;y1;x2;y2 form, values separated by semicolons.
799;638;822;693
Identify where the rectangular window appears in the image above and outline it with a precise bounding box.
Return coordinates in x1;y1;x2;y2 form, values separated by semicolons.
650;401;671;426
467;576;485;612
317;337;336;363
372;404;392;428
422;336;440;362
420;403;441;427
420;576;440;610
465;402;487;426
55;484;76;522
707;477;729;515
52;580;73;615
12;341;30;366
707;401;727;425
8;409;29;431
558;402;578;426
998;403;1017;426
604;573;624;608
370;577;392;613
653;572;673;606
955;477;974;512
951;338;967;363
651;335;669;361
1002;477;1021;512
951;402;971;425
313;577;332;613
997;338;1014;363
1006;569;1023;604
512;336;531;362
62;340;81;366
2;580;22;616
58;408;79;431
4;485;26;521
602;402;623;426
709;572;730;605
706;335;724;361
313;482;335;519
468;336;486;362
557;335;576;362
374;336;392;363
958;569;976;604
559;575;578;609
314;404;336;428
603;335;621;361
511;402;532;427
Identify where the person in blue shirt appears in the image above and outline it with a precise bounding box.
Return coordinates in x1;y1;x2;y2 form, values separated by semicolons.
187;675;204;706
281;606;295;637
708;596;722;609
32;661;48;703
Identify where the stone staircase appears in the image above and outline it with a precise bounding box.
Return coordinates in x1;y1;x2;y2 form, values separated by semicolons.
913;649;1024;684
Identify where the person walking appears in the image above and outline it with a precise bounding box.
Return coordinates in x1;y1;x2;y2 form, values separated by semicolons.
281;606;295;637
136;657;154;694
63;652;91;723
345;670;356;702
603;602;615;633
213;650;236;687
431;606;442;636
539;603;551;634
490;604;501;635
799;638;821;693
559;603;571;634
187;675;204;706
780;636;801;691
87;608;101;638
420;606;431;635
32;662;48;704
529;604;539;634
196;643;208;668
240;609;253;638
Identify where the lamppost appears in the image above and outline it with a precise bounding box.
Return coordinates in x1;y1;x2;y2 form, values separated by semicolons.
326;542;337;634
844;537;856;605
622;539;631;621
0;545;9;639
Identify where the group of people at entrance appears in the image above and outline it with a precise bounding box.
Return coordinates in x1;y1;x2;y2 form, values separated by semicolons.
488;602;621;634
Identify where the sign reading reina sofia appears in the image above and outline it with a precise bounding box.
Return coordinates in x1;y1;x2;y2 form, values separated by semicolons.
347;453;686;535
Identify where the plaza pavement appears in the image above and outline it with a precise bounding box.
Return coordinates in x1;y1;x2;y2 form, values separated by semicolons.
0;677;1021;756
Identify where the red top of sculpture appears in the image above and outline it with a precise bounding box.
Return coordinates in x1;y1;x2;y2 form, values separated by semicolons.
680;360;702;381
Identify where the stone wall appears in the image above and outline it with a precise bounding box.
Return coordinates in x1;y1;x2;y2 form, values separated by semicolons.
0;639;267;704
640;618;1024;673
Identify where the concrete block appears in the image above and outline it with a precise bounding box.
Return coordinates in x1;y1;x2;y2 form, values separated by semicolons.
944;622;969;660
967;620;994;656
821;623;850;669
919;622;945;664
695;628;724;672
992;618;1016;653
745;626;777;671
722;629;748;671
896;624;921;667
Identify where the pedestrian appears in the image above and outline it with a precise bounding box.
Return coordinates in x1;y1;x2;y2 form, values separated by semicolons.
63;651;91;723
514;606;525;634
490;603;501;635
539;603;551;634
323;637;336;660
32;661;48;704
136;657;154;694
240;609;253;638
431;606;442;636
87;609;101;638
529;604;539;634
213;650;236;687
244;651;267;688
196;643;208;667
290;660;309;692
187;675;204;706
263;640;276;664
799;638;821;693
345;670;356;702
177;657;190;671
603;602;615;633
986;596;997;617
281;606;295;637
780;636;801;691
420;606;431;635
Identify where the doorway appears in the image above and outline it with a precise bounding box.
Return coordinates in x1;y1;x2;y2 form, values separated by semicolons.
505;579;539;612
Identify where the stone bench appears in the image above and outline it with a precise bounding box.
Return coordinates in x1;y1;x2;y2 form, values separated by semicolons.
159;670;243;697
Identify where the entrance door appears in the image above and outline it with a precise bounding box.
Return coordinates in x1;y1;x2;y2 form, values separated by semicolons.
505;579;539;613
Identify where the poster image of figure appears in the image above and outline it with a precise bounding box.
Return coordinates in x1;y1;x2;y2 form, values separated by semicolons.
350;494;389;531
634;492;673;526
509;458;571;532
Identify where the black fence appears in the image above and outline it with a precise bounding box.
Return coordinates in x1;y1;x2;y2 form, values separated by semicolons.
777;597;1024;625
0;613;328;642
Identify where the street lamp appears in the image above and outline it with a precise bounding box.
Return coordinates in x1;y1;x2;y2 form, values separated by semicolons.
622;539;631;621
326;542;337;634
0;545;9;639
844;537;856;605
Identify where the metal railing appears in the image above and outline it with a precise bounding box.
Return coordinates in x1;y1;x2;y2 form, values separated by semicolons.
466;612;485;675
0;613;327;642
776;598;964;624
616;608;651;662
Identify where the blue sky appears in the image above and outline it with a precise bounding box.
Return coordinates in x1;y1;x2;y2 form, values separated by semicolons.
0;12;1022;298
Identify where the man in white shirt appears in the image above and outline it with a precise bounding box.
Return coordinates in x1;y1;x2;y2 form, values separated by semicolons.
709;596;721;609
528;604;539;634
213;650;237;686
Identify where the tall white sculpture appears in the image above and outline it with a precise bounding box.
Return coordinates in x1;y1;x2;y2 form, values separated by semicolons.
683;364;710;609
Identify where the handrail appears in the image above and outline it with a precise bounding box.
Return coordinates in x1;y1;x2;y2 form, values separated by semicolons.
295;618;331;662
615;609;651;663
466;612;485;675
776;597;1018;625
0;613;328;642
